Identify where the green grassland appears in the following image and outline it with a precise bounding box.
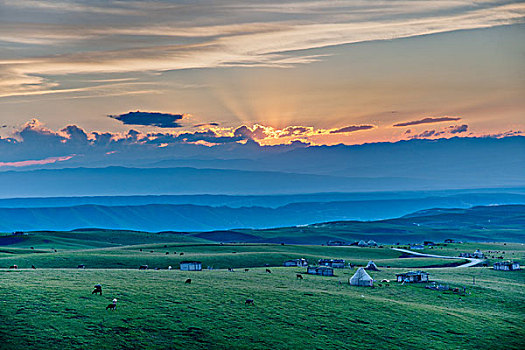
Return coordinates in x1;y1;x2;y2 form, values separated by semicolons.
0;236;468;269
0;230;524;349
415;242;525;265
0;266;523;349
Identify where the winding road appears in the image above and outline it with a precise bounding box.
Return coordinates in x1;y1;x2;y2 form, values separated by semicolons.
392;248;484;268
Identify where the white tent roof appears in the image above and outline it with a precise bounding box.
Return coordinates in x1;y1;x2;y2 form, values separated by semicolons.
366;260;377;267
349;267;373;286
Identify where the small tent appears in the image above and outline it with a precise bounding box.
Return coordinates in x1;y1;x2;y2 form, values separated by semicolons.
365;260;380;271
357;240;368;247
367;240;378;247
349;267;373;287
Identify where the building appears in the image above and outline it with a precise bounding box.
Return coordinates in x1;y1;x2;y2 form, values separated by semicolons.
365;260;380;271
367;240;378;247
493;261;520;271
444;239;455;243
423;241;436;246
349;267;374;287
459;249;485;259
396;271;430;283
11;231;27;236
410;244;425;250
357;240;368;247
180;261;202;271
318;259;345;268
326;240;346;246
283;258;308;267
307;266;334;276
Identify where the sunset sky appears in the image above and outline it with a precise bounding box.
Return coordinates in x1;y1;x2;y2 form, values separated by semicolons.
0;0;524;154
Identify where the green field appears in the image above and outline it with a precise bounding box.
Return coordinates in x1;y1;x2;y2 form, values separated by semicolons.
0;231;524;349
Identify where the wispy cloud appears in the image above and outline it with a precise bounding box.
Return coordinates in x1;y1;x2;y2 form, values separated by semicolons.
1;1;523;97
393;116;462;127
330;125;375;134
0;155;73;168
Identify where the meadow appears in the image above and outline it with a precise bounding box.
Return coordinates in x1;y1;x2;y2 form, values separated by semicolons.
0;266;523;349
0;232;524;349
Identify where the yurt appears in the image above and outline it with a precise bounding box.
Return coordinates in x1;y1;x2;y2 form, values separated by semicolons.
349;267;373;287
357;240;368;247
365;260;380;271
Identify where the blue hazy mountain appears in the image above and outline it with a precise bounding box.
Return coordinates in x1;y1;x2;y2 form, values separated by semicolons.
1;137;523;197
1;192;524;232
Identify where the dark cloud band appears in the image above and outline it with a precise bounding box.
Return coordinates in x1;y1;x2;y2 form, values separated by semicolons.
109;111;186;128
393;116;461;127
329;125;374;134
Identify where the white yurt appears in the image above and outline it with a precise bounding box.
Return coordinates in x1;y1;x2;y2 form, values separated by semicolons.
365;260;380;271
357;240;368;247
349;267;374;287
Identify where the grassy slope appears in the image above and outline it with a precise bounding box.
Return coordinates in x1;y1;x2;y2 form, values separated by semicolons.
0;239;469;269
0;266;523;350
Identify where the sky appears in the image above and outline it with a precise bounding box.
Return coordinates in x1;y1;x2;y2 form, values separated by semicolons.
0;0;524;164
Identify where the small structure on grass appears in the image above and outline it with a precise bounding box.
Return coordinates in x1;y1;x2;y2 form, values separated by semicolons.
493;261;520;271
367;240;378;247
327;240;347;246
410;244;424;250
357;240;368;247
283;258;308;267
365;260;380;271
460;249;485;259
318;259;345;268
180;261;202;271
307;266;334;276
349;267;373;287
396;271;430;283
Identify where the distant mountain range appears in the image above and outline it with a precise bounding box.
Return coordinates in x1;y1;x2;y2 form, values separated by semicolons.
1;136;523;197
0;191;524;232
1;205;523;245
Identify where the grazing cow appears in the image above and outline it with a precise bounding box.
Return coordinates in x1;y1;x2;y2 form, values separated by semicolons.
139;249;143;252
296;274;303;280
180;252;184;256
265;269;272;274
92;284;102;295
168;266;172;270
245;299;255;305
78;264;85;269
9;265;18;269
106;298;117;311
185;279;192;284
244;269;249;272
31;265;36;269
378;283;382;287
228;268;235;272
139;265;148;270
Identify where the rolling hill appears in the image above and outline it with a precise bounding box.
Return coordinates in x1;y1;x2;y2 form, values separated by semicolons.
0;193;524;232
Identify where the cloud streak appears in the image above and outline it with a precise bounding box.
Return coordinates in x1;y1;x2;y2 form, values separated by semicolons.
330;125;375;134
393;116;462;127
1;1;523;97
